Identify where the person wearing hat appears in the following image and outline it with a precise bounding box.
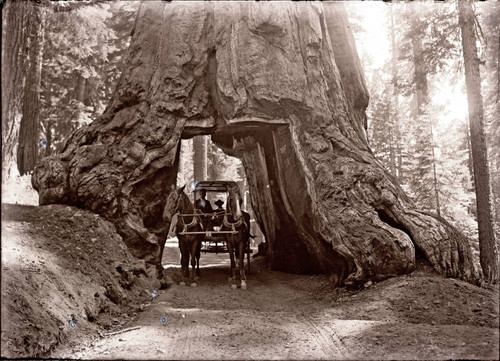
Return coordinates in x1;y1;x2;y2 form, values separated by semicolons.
213;199;225;228
194;189;214;231
214;199;225;212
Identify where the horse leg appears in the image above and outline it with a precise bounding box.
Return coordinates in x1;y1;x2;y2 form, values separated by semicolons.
227;244;233;281
195;252;201;279
238;239;247;290
190;238;200;287
179;240;189;286
195;237;201;279
227;238;237;289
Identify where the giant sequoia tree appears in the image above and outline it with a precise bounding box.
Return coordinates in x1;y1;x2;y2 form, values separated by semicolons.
33;2;480;284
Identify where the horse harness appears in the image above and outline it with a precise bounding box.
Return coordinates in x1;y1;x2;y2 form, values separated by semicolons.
178;212;203;234
172;191;204;234
222;214;247;233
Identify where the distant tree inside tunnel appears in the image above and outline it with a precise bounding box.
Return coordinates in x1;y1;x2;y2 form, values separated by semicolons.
33;1;481;285
193;135;208;182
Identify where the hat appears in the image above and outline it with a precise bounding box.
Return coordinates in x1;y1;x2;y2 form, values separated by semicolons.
214;199;224;207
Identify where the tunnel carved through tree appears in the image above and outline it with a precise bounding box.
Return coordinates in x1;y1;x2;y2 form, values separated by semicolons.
32;2;480;284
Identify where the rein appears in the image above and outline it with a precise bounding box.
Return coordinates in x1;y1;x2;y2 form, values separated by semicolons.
179;214;198;228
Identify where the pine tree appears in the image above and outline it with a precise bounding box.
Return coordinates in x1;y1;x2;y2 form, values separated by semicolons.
458;0;498;283
40;2;137;155
437;118;477;239
348;1;482;259
479;0;500;246
405;3;441;215
193;135;208;181
177;138;194;189
390;3;403;182
367;66;398;176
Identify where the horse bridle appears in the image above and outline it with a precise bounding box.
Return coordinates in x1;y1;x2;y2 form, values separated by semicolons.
170;189;184;216
172;190;202;231
223;192;245;230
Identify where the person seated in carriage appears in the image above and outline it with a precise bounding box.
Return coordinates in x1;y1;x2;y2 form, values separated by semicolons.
213;199;225;229
194;189;214;230
214;199;225;212
194;189;213;213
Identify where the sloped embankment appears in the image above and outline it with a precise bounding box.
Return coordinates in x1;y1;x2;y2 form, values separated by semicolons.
1;203;169;358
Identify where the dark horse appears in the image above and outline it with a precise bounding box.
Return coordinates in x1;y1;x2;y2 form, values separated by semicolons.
162;185;203;287
221;185;250;289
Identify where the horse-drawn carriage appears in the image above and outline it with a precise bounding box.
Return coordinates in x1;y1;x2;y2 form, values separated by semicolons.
179;181;251;269
163;181;252;289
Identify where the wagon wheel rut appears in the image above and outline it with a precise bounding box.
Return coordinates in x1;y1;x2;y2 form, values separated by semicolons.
298;313;348;359
50;262;499;360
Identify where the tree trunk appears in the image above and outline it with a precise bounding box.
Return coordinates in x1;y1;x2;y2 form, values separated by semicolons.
458;0;499;283
390;4;402;182
74;72;87;103
45;120;53;157
411;34;428;114
1;0;36;177
429;118;441;217
32;2;481;284
466;121;475;185
17;1;46;176
387;93;397;179
497;33;500;104
193;135;208;181
410;3;428;116
410;5;440;215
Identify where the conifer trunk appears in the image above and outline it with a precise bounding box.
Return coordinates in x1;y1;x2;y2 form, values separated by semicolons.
390;5;402;182
410;4;440;215
193;135;208;182
17;1;46;176
2;0;41;177
429;118;441;217
458;0;499;283
74;72;87;104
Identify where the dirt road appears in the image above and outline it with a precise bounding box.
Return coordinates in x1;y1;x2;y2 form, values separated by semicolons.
3;204;497;360
52;255;499;360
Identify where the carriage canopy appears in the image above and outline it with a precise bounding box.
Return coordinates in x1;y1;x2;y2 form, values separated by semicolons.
193;180;240;193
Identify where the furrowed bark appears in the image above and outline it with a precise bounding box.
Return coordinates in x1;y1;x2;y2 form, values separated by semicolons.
458;0;499;283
